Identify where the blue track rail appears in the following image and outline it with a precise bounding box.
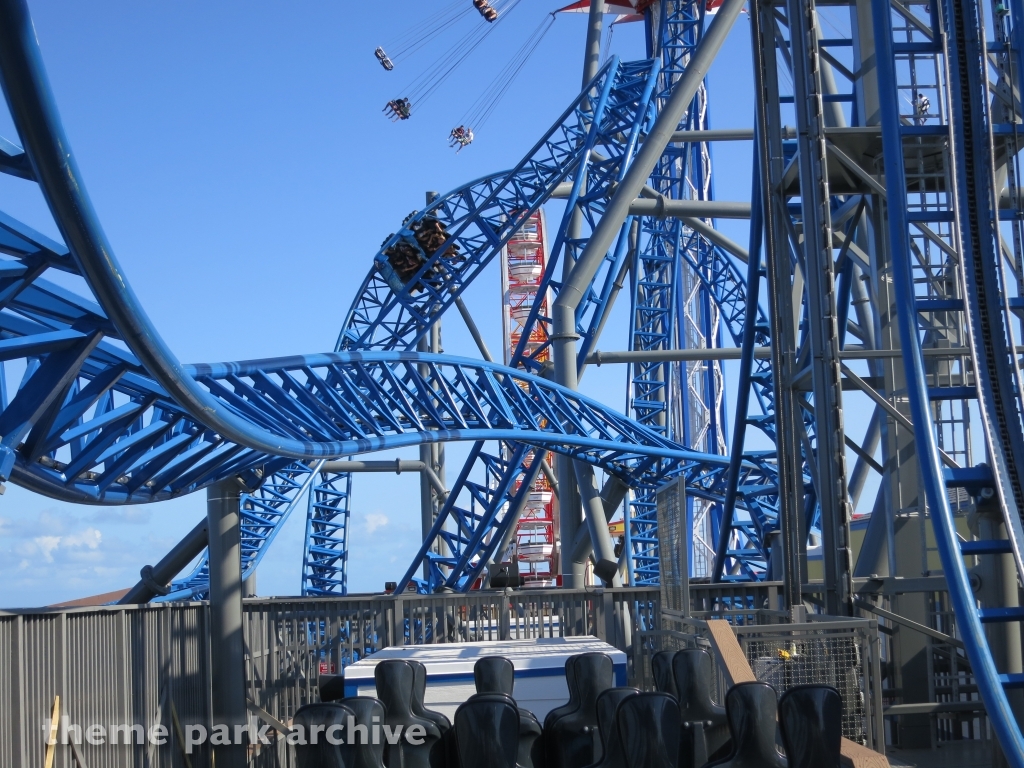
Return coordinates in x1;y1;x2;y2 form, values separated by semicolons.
305;56;662;595
0;0;709;602
874;0;1024;758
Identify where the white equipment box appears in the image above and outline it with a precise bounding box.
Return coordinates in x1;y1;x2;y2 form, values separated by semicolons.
341;636;627;721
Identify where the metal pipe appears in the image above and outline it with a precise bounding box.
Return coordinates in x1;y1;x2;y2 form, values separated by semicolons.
668;128;755;142
581;0;606;90
713;145;764;582
553;0;744;587
628;198;752;218
573;462;619;583
551;0;746;359
118;517;209;604
578;220;637;380
552;185;754;220
681;217;750;261
541;458;560;497
207;478;247;768
569;475;630;563
320;459;448;499
848;408;882;507
556;0;606;590
586;345;1012;364
454;295;495;363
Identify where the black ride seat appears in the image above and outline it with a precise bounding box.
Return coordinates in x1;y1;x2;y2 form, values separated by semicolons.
777;685;842;768
672;649;728;767
547;653;615;768
475;656;516;695
407;659;451;768
616;693;679;768
455;693;521;768
650;651;678;699
375;660;442;768
409;659;452;732
705;682;786;768
474;656;543;768
583;687;641;768
293;702;355;768
339;697;389;768
545;656;581;730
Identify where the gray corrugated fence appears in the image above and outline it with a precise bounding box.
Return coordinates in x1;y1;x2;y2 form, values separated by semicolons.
1;603;211;768
1;588;658;768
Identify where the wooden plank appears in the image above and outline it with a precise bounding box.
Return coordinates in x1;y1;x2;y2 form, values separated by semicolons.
841;739;891;768
703;620;889;768
705;619;755;684
43;695;59;768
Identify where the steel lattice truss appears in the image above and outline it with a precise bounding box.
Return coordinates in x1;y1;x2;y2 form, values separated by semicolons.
0;12;711;603
306;56;664;594
339;58;656;355
302;468;352;596
7;3;1024;761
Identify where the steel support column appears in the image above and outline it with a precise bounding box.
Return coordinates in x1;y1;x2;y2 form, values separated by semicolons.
786;0;854;616
207;477;247;768
118;517;209;604
557;0;606;589
751;0;806;610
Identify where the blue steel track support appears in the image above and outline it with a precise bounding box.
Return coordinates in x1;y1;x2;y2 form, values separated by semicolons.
0;0;786;606
375;57;662;594
629;0;750;584
302;468;353;596
195;56;659;598
0;9;715;604
872;0;1024;755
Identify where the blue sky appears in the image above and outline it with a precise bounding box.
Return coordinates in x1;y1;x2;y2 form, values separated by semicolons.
0;1;765;606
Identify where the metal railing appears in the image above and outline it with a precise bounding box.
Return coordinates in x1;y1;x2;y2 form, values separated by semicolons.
636;612;885;750
4;578;980;765
0;587;658;768
245;588;659;723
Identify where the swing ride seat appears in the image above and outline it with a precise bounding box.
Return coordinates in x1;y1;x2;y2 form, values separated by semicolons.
375;47;394;71
379;3;555;144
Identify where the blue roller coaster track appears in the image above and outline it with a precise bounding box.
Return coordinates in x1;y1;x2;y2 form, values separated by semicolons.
3;0;1024;759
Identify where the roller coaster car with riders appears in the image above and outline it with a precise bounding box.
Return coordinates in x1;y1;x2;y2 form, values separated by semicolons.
383;216;463;291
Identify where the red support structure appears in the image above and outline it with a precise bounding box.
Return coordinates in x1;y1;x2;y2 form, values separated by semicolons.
501;211;559;586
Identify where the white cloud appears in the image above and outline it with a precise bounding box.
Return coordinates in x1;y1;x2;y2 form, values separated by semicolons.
33;536;61;563
364;513;389;535
64;528;102;550
0;486;207;607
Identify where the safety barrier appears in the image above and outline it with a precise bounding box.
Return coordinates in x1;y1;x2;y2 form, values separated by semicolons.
0;588;657;767
642;613;884;749
0;579;987;766
244;587;659;719
0;602;211;768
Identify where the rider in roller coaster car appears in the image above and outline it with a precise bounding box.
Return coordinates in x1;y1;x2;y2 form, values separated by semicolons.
383;215;464;292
